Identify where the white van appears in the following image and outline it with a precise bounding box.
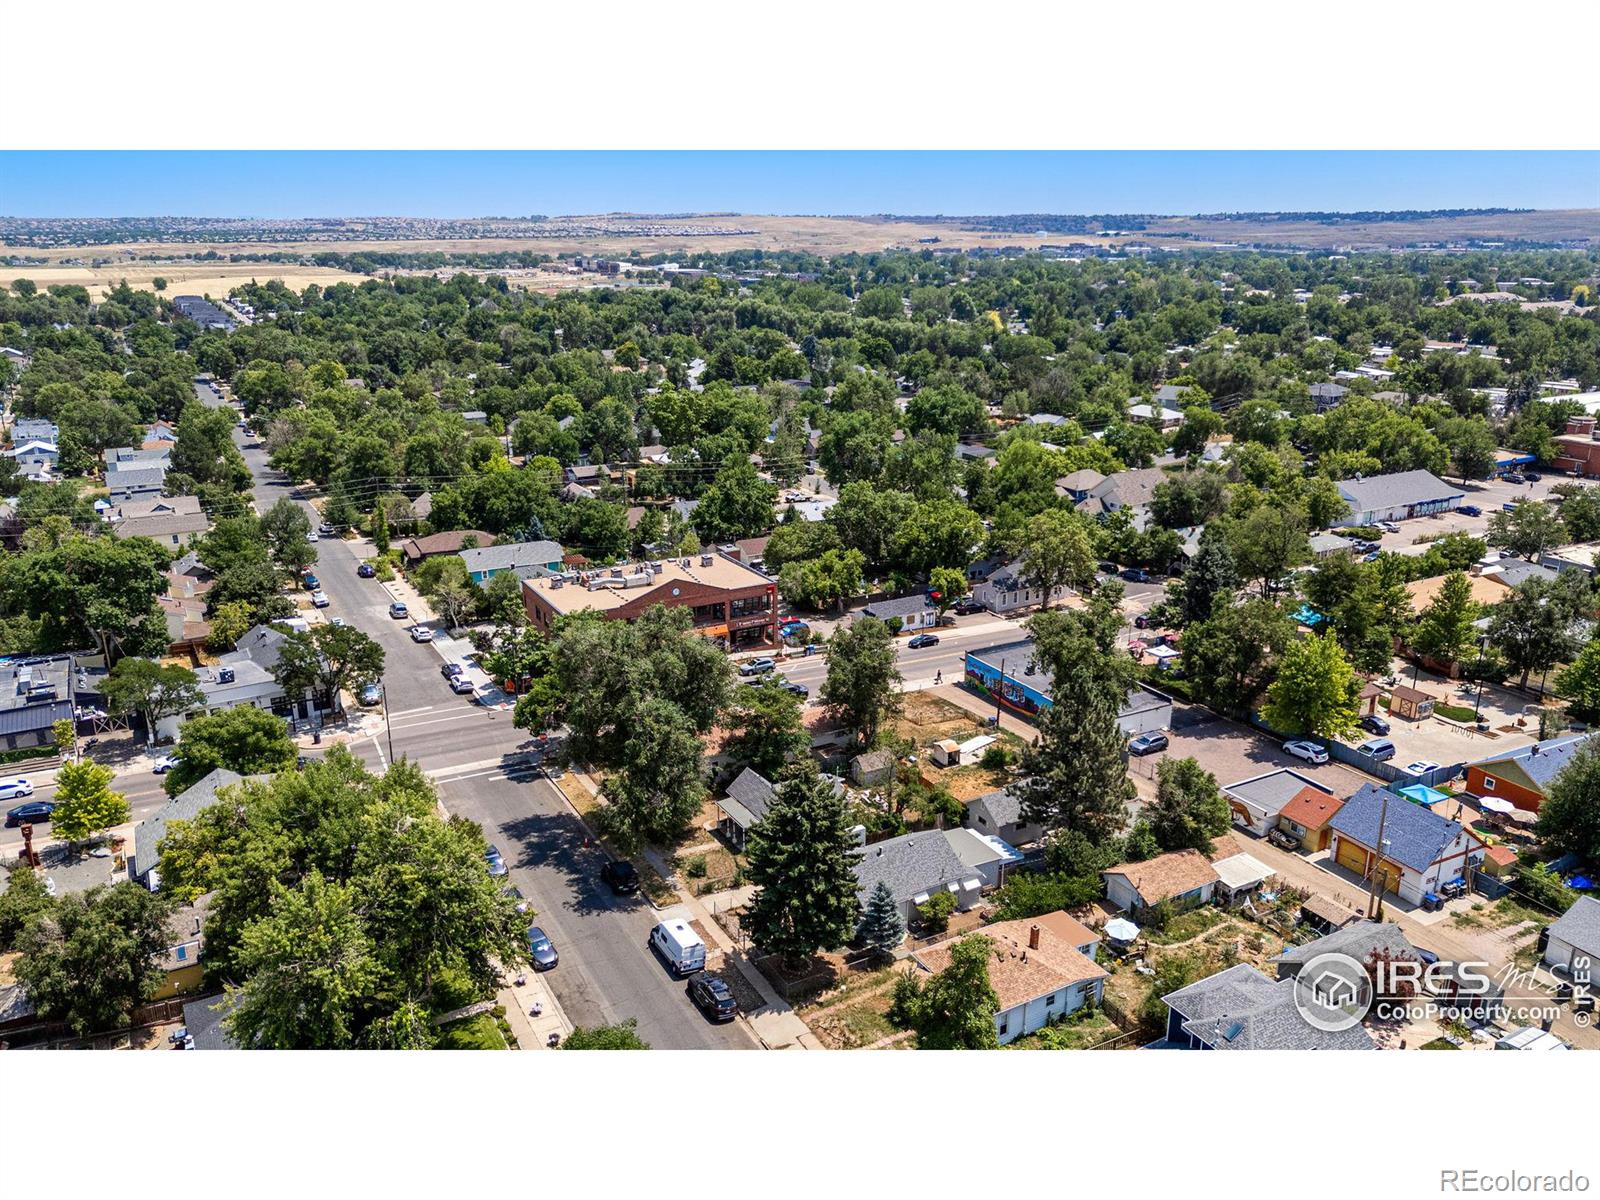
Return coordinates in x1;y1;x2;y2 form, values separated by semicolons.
650;918;707;977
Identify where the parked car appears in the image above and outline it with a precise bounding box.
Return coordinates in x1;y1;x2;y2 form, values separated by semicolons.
441;662;463;679
0;777;36;802
1283;740;1329;764
484;845;508;877
1358;713;1391;736
409;625;433;642
779;620;810;637
450;677;476;695
306;531;319;543
359;683;383;706
651;918;707;977
778;679;809;697
303;573;320;590
1121;567;1151;583
1268;827;1301;851
152;755;179;773
601;859;640;895
357;563;377;578
907;633;940;648
318;522;337;535
526;926;558;971
1502;472;1525;484
1458;505;1482;517
504;885;531;915
1357;738;1397;762
688;974;739;1023
738;657;776;677
4;799;53;827
952;599;985;615
1404;760;1442;776
1362;550;1382;562
1524;471;1543;483
1377;521;1401;534
311;590;330;608
388;602;409;619
1127;732;1169;756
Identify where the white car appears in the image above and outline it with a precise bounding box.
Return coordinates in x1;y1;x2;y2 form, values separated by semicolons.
1404;760;1442;776
152;756;179;774
1283;740;1329;765
311;590;331;608
1377;521;1401;534
0;777;35;801
410;626;433;643
307;531;320;542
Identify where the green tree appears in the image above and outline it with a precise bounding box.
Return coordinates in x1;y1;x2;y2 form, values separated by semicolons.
893;499;986;578
271;624;387;714
259;499;314;574
224;871;380;1050
370;504;390;555
1181;597;1294;713
1018;508;1097;609
10;534;171;664
694;462;777;542
0;867;55;951
49;759;131;842
165;706;296;796
562;1019;650;1049
821;617;904;749
602;698;707;850
928;565;969;614
1489;576;1583;688
206;599;256;651
1487;501;1565;561
1147;757;1231;852
15;883;173;1036
1262;631;1359;737
52;718;75;758
418;555;479;631
1411;571;1480;667
1175;526;1239;626
744;776;863;969
887;933;1000;1050
1536;740;1600;861
1555;635;1600;724
722;680;809;778
1439;416;1499;482
1227;502;1309;596
103;657;204;740
858;880;906;960
779;548;866;612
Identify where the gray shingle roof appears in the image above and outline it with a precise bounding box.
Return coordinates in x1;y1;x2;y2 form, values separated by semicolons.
1271;921;1418;970
460;540;565;575
720;767;776;831
132;768;244;879
181;993;240;1049
973;784;1025;828
854;830;973;908
861;594;933;621
1546;895;1600;960
1163;963;1376;1049
1336;470;1463;516
1328;784;1467;873
1474;732;1595;790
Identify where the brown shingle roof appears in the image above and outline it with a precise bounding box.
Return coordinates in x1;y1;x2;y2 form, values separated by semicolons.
1103;849;1219;905
1276;787;1346;832
399;530;496;561
913;918;1107;1012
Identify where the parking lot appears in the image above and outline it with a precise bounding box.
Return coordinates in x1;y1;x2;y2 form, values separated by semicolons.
1369;471;1566;558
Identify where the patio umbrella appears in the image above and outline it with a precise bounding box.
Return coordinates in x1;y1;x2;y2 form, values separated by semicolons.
1478;796;1517;815
1105;918;1140;942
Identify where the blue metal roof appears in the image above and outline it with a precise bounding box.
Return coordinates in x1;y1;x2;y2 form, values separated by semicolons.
1329;784;1466;873
1474;733;1594;790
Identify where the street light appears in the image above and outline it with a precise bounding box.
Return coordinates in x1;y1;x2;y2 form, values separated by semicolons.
1472;634;1490;722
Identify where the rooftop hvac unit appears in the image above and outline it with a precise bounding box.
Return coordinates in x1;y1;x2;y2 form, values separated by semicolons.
217;668;236;684
700;554;714;567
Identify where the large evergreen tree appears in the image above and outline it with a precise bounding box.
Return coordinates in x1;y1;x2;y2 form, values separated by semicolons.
743;776;863;970
1147;757;1231;852
1177;526;1239;627
858;880;906;960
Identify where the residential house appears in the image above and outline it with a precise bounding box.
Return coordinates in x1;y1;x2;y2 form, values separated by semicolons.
859;593;938;632
964;784;1043;847
1327;784;1487;904
1308;532;1356;559
155;623;329;740
157;594;211;659
1464;733;1594;813
108;495;209;548
1026;413;1069;428
1336;470;1464;525
399;530;496;566
1478;559;1557;589
1127;402;1185;431
151;896;211;1000
1310;382;1349;411
1223;769;1333;837
853;828;1022;934
1081;467;1167;517
563;463;610;487
1054;468;1106;502
1102;849;1219;913
4;439;59;478
716;767;776;850
910;914;1108;1045
1159;962;1376;1049
1;347;34;372
970;557;1075;614
7;418;58;445
1270;921;1421;982
132;768;248;888
1542;895;1600;980
459;539;565;585
1275;786;1347;851
0;655;75;752
104;445;172;468
105;463;167;503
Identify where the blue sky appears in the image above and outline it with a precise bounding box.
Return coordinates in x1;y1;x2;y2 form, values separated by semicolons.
3;151;1596;217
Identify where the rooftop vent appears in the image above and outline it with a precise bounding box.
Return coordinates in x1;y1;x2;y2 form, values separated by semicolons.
700;554;714;568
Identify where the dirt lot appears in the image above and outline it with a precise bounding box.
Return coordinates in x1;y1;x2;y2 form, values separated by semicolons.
893;691;1027;802
0;260;371;302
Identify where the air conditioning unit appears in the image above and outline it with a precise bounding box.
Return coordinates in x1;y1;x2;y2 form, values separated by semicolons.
217;668;236;684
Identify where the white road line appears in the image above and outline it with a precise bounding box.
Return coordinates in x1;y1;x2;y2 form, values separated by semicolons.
371;734;389;769
389;710;489;733
385;705;437;719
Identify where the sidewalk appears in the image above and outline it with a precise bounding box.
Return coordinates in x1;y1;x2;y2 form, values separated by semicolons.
498;968;572;1049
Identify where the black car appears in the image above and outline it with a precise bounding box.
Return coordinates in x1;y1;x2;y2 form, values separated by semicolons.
688;974;739;1023
4;799;55;827
1524;471;1543;483
778;679;809;697
907;633;940;648
1121;567;1151;583
440;662;463;679
952;599;985;615
601;859;640;895
1358;713;1391;736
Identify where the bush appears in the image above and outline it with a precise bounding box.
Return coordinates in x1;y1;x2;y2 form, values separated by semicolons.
683;855;708;879
979;745;1012;771
916;890;958;933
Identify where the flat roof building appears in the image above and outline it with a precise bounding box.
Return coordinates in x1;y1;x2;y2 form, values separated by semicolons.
522;551;778;650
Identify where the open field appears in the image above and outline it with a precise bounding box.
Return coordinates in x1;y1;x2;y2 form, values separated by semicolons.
0;260;371;301
1142;208;1600;248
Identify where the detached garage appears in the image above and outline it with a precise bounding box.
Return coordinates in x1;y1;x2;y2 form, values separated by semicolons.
1542;895;1600;980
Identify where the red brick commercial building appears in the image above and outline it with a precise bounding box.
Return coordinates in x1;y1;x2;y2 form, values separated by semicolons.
521;552;779;649
1552;415;1600;476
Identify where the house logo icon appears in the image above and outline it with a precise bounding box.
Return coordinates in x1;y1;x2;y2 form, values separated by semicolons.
1292;951;1374;1032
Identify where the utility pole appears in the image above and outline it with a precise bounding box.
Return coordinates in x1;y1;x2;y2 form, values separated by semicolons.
1366;786;1392;920
993;658;1006;728
380;679;396;764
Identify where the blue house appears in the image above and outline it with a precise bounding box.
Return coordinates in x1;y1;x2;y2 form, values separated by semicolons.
458;540;565;585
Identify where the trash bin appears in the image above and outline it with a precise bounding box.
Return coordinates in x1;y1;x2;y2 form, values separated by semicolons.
1423;892;1440;912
